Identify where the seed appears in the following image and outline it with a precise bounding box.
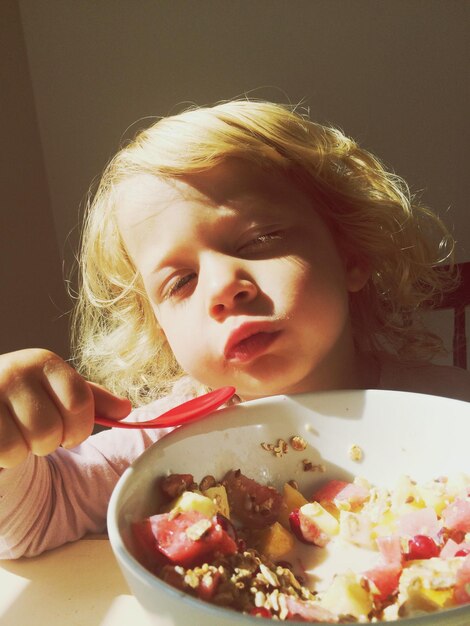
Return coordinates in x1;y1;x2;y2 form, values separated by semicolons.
254;590;266;607
348;444;363;462
259;564;279;587
290;435;307;451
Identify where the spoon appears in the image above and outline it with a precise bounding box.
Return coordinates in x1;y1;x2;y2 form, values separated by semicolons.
94;386;236;429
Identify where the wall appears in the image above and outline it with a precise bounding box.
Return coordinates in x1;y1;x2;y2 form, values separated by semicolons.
0;0;69;356
18;0;470;267
3;0;469;360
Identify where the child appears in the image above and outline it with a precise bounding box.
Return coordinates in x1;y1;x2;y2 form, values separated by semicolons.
0;100;469;559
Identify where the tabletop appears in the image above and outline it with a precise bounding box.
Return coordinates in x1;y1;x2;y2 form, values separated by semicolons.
0;537;150;626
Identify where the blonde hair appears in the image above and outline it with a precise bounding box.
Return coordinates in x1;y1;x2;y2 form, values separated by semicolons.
72;100;456;406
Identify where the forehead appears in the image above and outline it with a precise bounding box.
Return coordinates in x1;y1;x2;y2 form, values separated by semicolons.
115;160;304;224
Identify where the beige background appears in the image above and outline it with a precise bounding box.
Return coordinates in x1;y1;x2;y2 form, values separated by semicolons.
1;0;469;360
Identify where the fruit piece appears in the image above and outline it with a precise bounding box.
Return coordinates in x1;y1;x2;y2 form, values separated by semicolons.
285;596;338;621
334;483;369;510
398;556;463;609
398;507;440;539
390;475;424;514
132;519;170;571
416;481;448;516
372;509;398;539
402;583;452;613
442;498;470;534
202;485;230;518
440;538;464;558
257;521;295;560
141;510;237;568
288;508;306;543
445;473;470;500
222;470;283;528
454;554;470;604
318;570;373;619
405;535;440;561
339;510;374;548
294;502;339;547
363;562;402;601
420;587;454;608
376;535;403;565
312;479;369;515
456;548;470;557
311;479;349;504
165;490;217;517
278;482;308;529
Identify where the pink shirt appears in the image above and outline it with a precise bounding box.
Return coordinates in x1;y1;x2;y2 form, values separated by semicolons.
1;357;469;559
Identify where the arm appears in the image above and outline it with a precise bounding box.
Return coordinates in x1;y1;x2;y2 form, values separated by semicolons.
0;406;172;559
0;348;135;558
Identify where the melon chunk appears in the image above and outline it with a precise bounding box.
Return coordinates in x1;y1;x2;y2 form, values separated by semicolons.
257;521;295;560
202;485;230;519
278;482;309;529
318;571;373;619
166;490;217;517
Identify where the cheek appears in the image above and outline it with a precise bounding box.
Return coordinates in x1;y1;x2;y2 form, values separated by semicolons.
153;306;207;374
281;255;350;319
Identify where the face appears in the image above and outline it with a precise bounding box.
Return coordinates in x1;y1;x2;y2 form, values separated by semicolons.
116;160;369;400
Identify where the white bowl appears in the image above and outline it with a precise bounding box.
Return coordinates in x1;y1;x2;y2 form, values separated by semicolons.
107;389;470;625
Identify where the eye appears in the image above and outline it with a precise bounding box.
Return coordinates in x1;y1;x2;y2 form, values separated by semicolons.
239;230;284;254
166;272;197;298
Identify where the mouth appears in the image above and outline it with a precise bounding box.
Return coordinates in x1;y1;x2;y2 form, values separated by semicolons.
224;324;281;363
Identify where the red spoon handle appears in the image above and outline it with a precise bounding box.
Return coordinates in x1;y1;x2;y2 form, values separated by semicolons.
94;386;236;429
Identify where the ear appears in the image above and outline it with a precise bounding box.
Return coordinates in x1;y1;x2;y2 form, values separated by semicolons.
344;258;371;293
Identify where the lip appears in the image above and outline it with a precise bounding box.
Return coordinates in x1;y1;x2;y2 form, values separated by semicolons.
224;322;282;363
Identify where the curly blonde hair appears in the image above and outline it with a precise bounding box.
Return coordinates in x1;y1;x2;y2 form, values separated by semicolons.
71;100;456;405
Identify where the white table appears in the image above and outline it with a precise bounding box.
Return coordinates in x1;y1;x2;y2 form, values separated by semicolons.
0;537;150;626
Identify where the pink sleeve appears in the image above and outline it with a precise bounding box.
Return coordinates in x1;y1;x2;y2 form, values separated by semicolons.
0;400;175;559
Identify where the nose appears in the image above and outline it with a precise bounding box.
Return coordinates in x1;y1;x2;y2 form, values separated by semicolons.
204;255;258;319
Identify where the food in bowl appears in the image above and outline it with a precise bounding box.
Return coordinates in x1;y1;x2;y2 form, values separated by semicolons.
131;466;470;623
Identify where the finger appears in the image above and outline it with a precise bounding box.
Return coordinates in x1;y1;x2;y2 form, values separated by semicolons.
7;378;64;457
41;358;95;449
0;402;29;469
88;381;133;421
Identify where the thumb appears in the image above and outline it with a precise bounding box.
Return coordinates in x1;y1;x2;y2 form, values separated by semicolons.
88;381;133;421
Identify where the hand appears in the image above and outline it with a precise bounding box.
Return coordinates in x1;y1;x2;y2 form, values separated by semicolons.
0;349;132;469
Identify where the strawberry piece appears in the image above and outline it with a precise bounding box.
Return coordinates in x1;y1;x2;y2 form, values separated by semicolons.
363;562;402;601
454;554;470;605
311;479;349;503
137;510;238;568
442;499;470;534
398;507;440;539
288;508;308;543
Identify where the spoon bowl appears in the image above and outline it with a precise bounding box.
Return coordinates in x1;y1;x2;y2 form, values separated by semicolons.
94;386;236;429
